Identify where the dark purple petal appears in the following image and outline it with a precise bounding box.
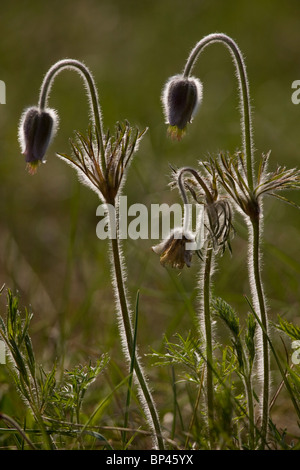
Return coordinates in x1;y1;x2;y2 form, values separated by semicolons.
19;106;58;169
168;79;198;129
162;75;203;133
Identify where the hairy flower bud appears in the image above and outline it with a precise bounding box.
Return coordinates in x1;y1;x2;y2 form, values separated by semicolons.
18;106;58;174
162;75;203;140
152;228;195;269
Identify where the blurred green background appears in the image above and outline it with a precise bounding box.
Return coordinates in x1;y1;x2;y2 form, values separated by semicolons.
0;0;299;441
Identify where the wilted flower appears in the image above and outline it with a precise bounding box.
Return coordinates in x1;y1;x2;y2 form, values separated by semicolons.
18;106;58;174
162;75;203;140
152;228;195;269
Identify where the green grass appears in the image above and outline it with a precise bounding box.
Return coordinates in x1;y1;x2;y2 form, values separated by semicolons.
1;288;299;449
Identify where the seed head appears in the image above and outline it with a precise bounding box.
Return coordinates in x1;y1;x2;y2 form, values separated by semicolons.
58;121;147;204
162;75;202;140
152;228;195;269
18;106;58;174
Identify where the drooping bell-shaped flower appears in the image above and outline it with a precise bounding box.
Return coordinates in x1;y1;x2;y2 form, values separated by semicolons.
152;228;195;269
18;106;58;174
162;75;203;140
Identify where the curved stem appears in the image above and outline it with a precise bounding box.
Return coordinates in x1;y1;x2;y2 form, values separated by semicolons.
109;202;164;450
0;413;37;450
178;167;214;204
38;59;106;171
183;33;254;192
250;215;269;448
177;168;192;234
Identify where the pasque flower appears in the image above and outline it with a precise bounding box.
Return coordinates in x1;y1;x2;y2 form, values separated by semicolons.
59;121;146;205
152;228;195;269
17;59;164;449
18;106;58;174
162;75;203;140
163;33;300;447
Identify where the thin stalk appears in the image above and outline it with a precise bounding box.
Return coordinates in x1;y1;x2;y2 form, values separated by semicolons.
183;33;254;192
250;215;269;448
38;59;106;172
178;167;215;444
185;365;205;449
0;413;37;450
28;400;53;450
109;203;164;450
122;290;140;447
203;245;214;444
178;167;214;206
170;366;177;441
177;166;213;247
244;296;300;421
243;374;255;449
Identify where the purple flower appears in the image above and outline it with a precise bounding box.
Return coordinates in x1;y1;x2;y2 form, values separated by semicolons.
18;106;58;173
162;75;202;140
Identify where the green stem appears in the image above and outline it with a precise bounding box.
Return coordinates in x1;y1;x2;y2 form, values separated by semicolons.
109;203;164;450
178;167;214;203
250;215;269;448
178;167;215;443
0;413;37;450
183;33;254;192
202;244;214;446
244;374;255;449
26;397;53;450
245;296;300;422
38;59;106;172
122;290;139;447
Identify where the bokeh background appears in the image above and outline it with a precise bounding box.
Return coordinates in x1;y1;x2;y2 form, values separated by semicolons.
0;0;299;444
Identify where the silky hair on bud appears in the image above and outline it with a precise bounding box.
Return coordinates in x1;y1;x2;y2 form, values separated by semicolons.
161;74;203;129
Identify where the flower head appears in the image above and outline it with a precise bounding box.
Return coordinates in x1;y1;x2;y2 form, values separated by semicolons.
152;228;195;269
18;106;58;174
162;75;202;140
212;151;300;221
58;121;147;204
176;165;234;255
205;199;233;254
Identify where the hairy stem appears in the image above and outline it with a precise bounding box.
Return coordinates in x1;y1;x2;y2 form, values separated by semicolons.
204;246;214;442
178;167;215;443
38;59;106;171
183;33;254;192
177;166;214;241
178;166;214;204
109;202;164;450
249;215;269;448
199;244;214;446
